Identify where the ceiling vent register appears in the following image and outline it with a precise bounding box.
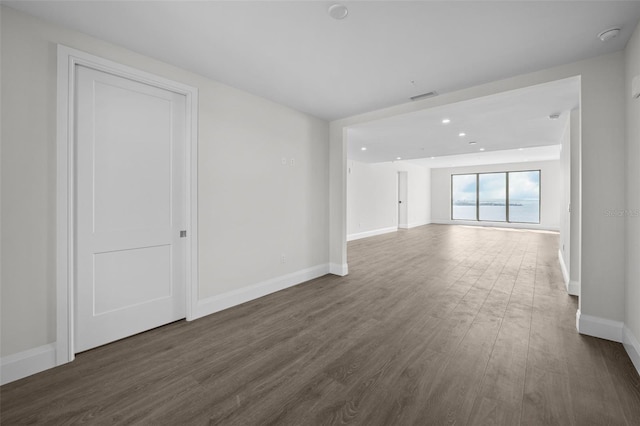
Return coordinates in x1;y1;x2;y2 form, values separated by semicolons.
410;91;439;101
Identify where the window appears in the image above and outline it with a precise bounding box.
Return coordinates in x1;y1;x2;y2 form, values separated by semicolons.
451;174;477;220
479;173;506;222
508;171;540;223
451;170;540;224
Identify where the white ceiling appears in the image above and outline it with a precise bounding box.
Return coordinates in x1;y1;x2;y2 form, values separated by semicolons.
347;77;578;164
408;145;562;169
4;1;640;121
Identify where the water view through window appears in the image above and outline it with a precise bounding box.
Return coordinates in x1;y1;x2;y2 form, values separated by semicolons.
508;171;540;223
451;170;540;223
479;173;506;221
451;174;477;220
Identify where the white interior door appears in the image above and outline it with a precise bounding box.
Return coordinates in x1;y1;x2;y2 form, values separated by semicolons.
75;65;186;352
398;171;408;228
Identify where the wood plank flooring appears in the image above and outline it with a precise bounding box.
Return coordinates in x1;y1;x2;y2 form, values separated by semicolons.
2;224;640;425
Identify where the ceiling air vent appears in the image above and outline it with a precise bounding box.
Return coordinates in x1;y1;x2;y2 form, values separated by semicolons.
410;91;438;101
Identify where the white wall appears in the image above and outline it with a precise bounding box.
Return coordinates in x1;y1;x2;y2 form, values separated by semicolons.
0;7;329;359
559;120;571;276
346;160;430;240
430;161;561;231
558;112;581;296
569;109;582;288
331;51;626;333
625;19;640;371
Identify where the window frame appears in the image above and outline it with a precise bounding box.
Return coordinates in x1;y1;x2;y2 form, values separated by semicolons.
450;173;478;221
450;169;541;224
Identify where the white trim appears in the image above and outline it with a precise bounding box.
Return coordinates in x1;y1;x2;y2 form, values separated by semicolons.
395;222;428;230
193;264;330;320
567;280;580;296
185;73;199;322
56;45;74;366
330;263;349;276
431;219;559;232
623;325;640;376
558;249;569;285
56;45;199;365
576;310;624;342
406;222;429;229
557;249;580;296
1;344;56;385
347;226;397;241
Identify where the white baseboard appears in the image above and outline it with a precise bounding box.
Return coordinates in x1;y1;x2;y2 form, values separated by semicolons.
1;343;56;385
567;280;580;296
576;310;624;342
329;262;348;276
193;264;330;320
557;249;579;296
623;325;640;376
2;265;332;384
558;249;569;286
347;226;397;241
431;219;559;232
406;221;429;229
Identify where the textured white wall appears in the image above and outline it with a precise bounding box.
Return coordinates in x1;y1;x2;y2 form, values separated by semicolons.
0;7;330;357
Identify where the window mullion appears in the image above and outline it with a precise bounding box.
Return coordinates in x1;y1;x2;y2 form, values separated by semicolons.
506;172;510;223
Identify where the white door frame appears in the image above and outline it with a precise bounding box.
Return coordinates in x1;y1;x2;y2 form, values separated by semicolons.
397;171;408;229
56;45;199;365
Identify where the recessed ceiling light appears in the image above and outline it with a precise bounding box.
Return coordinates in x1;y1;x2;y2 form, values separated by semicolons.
549;113;560;120
430;156;435;159
361;147;367;151
459;132;466;137
442;118;451;124
479;148;485;151
598;28;621;42
328;4;349;20
396;157;402;160
468;141;477;145
518;148;524;151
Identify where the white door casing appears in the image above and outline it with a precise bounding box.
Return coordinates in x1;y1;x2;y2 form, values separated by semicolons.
398;171;408;229
74;66;186;352
57;46;198;363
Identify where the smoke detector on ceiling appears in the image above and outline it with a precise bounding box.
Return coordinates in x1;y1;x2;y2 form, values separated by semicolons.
598;28;621;42
328;4;348;20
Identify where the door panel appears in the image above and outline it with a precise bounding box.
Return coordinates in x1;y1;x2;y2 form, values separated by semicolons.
75;65;186;352
92;80;173;233
93;245;173;315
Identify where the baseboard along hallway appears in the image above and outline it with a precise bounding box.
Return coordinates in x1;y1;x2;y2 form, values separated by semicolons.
1;225;639;425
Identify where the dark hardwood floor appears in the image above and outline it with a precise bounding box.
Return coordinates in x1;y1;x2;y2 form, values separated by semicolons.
2;224;640;425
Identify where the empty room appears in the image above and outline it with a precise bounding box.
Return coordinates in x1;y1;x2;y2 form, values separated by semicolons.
2;1;640;425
